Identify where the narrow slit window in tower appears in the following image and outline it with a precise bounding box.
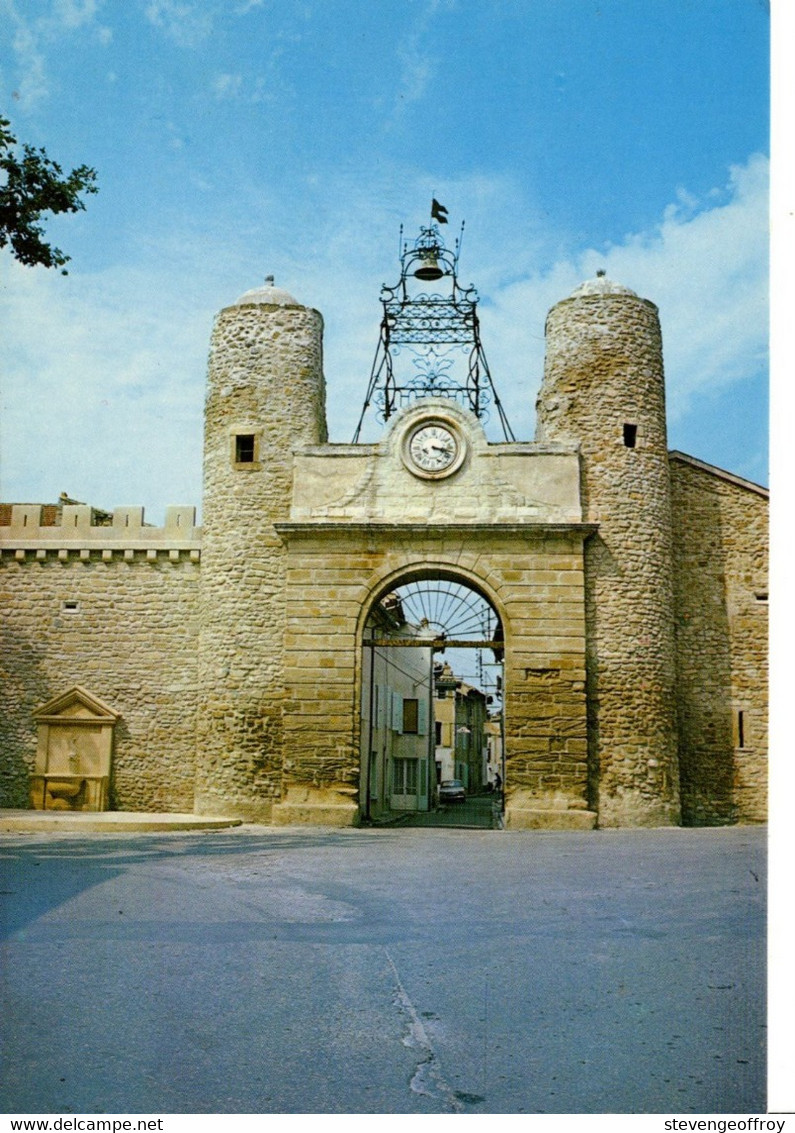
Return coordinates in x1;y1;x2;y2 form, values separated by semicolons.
623;423;638;448
235;434;256;463
738;710;745;749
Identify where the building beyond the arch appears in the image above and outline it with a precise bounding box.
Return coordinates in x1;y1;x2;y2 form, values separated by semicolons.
0;270;768;828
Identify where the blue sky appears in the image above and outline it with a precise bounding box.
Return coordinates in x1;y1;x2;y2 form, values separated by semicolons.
0;0;771;521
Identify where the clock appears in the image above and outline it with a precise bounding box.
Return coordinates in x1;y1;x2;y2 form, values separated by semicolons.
403;419;466;479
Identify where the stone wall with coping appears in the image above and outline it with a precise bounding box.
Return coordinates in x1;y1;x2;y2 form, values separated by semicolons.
0;506;202;810
670;453;768;824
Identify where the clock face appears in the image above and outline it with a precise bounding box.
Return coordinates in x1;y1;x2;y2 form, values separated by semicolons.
406;421;463;477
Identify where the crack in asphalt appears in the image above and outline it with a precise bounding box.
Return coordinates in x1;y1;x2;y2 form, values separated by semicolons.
384;946;464;1113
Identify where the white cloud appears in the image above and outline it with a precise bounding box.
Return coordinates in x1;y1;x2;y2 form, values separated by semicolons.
478;153;769;441
52;0;102;29
620;155;768;418
0;256;208;522
143;0;214;48
212;72;243;99
5;7;51;107
309;156;767;453
0;154;768;519
392;0;456;118
0;0;111;109
395;45;434;109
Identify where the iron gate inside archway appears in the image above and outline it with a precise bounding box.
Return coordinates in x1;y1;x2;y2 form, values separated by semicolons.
360;575;504;828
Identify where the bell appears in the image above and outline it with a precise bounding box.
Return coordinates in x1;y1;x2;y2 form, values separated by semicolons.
414;253;444;281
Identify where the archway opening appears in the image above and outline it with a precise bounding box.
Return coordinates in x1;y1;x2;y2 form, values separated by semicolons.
360;573;504;828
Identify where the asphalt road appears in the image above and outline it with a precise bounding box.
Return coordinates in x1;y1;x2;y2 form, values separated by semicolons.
0;825;766;1115
397;791;499;827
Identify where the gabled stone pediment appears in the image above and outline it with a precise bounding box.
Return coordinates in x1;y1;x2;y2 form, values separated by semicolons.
33;685;121;724
30;686;119;812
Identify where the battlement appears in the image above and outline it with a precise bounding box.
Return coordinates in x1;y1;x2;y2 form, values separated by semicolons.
0;505;202;562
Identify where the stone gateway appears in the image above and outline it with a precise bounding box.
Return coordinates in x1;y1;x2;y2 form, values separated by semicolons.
0;246;767;829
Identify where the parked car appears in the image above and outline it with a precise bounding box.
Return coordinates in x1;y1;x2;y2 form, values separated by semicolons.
439;779;466;804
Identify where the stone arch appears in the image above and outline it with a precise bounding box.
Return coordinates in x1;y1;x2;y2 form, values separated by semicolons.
358;563;507;825
273;527;594;831
357;560;508;648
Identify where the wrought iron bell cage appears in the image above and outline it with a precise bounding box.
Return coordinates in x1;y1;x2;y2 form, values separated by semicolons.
352;220;515;442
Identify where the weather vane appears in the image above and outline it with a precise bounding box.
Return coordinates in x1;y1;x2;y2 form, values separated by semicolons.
352;201;515;442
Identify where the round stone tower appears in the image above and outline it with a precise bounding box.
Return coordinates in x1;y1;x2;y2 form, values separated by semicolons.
195;278;327;819
536;273;680;826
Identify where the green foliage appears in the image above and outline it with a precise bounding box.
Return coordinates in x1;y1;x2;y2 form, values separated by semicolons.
0;115;98;273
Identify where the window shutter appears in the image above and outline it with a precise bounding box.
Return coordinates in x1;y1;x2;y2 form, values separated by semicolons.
418;697;428;736
392;691;403;733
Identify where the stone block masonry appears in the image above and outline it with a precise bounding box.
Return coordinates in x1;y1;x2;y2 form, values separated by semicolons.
0;272;767;828
275;524;595;828
195;290;327;821
0;506;201;810
538;282;680;826
670;453;768;824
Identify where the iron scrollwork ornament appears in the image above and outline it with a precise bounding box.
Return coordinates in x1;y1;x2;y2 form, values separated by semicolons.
353;215;515;442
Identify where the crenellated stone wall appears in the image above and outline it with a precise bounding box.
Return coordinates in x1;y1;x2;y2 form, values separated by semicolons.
670;453;768;824
0;506;201;810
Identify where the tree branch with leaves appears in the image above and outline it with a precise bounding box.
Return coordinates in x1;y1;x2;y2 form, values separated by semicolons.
0;115;98;273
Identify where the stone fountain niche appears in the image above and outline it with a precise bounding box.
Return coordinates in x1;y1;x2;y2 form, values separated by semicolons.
30;686;120;811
